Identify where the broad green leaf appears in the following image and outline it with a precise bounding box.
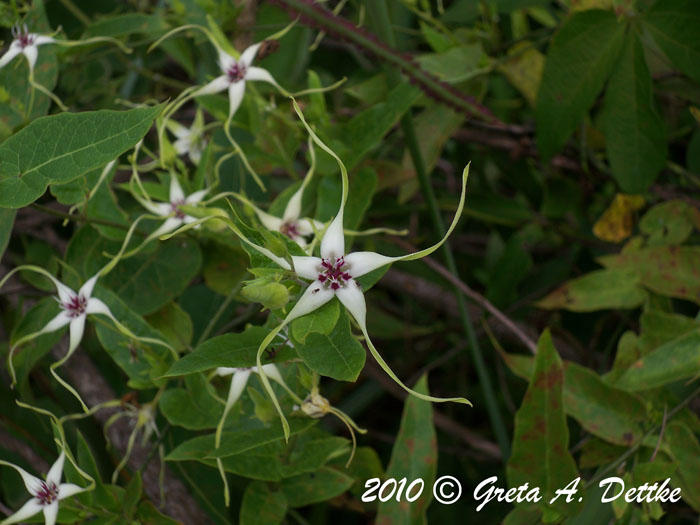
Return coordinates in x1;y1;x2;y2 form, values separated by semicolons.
166;419;315;461
0;104;164;208
83;13;168;38
663;423;700;511
563;363;646;446
343;82;421;170
145;301;193;352
376;375;437;525
280;467;354;508
329;446;384;499
614;330;700;391
295;313;366;382
498;42;545;107
637;308;699;355
598;246;700;304
536;269;647;312
639;200;698;246
93;287;173;389
536;10;625;160
463;190;533;226
291;299;340;343
65;226;202;316
202;241;249;295
600;32;667;193
0;208;15;263
164;327;297;377
644;0;700;84
240;482;287;525
416;44;483;83
507;331;581;518
159;374;223;430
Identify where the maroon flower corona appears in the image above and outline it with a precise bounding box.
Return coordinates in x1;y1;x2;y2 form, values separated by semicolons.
226;62;247;83
35;480;59;506
318;257;351;290
170;199;186;220
62;293;88;318
280;221;300;239
11;24;36;48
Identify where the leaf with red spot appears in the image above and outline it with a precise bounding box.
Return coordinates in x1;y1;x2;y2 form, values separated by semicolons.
506;330;582;519
376;375;437;525
598;246;700;304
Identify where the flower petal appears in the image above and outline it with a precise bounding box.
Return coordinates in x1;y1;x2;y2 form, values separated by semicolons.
150;217;185;239
57;483;85;500
240;42;262;67
255;208;284;232
46;452;65;486
12;466;44;496
34;35;56;46
22;45;38;72
335;280;367;328
173;136;190;155
195;75;229;96
216;367;236;377
258;363;283;384
169;175;185;203
0;498;43;525
68;315;86;357
0;46;22;69
185;189;208;204
78;274;99;300
282;186;303;223
43;501;58;525
217;49;236;73
85;297;113;317
291;256;322;281
40;311;72;335
344;251;397;279
320;212;345;260
245;66;278;87
295;218;323;236
285;280;335;322
227;80;246;121
225;370;251;412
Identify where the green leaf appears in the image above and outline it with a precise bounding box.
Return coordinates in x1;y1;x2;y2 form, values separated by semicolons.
613;329;700;391
535;10;625;160
343;82;422;170
280;467;354;508
0;208;15;263
240;482;287;525
598;246;700;304
93;287;173;389
164;326;297;377
639;200;697;246
83;13;168;38
65;226;202;316
663;423;700;511
145;301;193;352
536;269;647;312
0;104;164;208
296;313;366;382
644;0;700;84
291;300;340;344
507;330;581;518
376;375;437;525
600;31;667;193
159;374;223;430
166;419;315;461
563;363;646;446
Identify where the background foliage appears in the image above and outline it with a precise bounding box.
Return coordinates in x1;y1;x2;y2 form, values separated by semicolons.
1;0;700;523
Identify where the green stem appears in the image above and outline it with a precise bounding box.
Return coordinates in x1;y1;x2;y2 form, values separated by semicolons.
29;203;145;234
368;0;510;460
58;0;92;25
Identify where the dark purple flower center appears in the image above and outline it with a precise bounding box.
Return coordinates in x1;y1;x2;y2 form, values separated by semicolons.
226;62;246;83
11;24;35;48
62;294;87;318
318;257;351;291
35;481;59;506
171;199;186;220
280;221;300;239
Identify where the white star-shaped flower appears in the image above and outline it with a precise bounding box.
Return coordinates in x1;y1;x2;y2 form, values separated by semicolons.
0;452;84;525
196;41;279;121
165;109;208;165
137;174;208;238
0;23;55;74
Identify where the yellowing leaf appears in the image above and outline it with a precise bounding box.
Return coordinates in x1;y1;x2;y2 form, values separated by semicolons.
498;42;545;107
593;193;645;243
